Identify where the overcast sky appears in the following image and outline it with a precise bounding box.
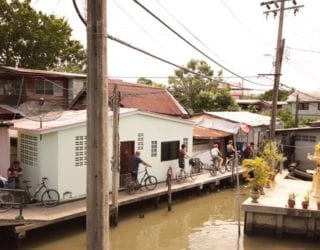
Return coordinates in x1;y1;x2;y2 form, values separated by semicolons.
31;0;320;93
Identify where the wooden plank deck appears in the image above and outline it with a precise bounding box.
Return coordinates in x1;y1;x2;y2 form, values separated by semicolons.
0;167;246;235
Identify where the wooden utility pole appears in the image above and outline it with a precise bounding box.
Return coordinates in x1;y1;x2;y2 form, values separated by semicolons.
261;0;304;140
294;94;299;127
111;84;120;227
86;0;109;249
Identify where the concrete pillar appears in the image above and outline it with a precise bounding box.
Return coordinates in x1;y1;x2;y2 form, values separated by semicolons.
0;123;13;176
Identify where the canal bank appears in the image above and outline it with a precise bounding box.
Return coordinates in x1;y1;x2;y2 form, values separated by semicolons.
19;186;320;250
0;168;244;248
242;170;320;239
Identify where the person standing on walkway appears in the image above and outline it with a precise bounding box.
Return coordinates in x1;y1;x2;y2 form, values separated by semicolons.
178;144;191;172
7;161;23;189
131;151;151;183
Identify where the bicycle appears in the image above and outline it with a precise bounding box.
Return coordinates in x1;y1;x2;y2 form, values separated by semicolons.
225;153;241;172
20;177;60;207
175;167;197;184
209;158;226;176
125;166;158;194
0;189;14;213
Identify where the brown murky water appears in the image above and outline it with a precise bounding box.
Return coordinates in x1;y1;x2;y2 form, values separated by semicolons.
21;187;319;250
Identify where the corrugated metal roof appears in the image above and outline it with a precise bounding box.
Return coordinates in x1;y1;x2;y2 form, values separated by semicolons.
193;126;231;139
287;91;320;103
11;108;192;134
0;66;86;79
205;111;271;127
70;80;187;116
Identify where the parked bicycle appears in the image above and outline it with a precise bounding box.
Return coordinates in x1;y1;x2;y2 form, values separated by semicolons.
125;166;158;194
175;168;197;184
209;158;226;176
19;177;60;207
0;189;14;213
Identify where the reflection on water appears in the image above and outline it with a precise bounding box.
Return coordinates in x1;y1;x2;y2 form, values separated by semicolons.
21;187;319;250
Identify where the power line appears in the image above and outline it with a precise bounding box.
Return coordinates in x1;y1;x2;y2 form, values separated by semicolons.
132;0;268;87
219;0;272;47
154;0;221;60
72;0;271;89
286;46;320;54
112;0;168;54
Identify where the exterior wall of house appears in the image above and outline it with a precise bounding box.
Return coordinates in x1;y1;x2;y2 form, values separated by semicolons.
57;126;87;198
17;131;59;197
277;130;319;170
67;79;85;104
117;113;193;184
0;126;11;176
286;102;320;119
15;112;193;198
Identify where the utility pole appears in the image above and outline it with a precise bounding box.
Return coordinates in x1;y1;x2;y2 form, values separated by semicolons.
86;0;109;249
295;94;299;127
261;0;304;140
111;84;120;227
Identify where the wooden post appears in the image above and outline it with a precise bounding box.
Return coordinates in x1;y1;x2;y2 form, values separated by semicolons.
86;0;109;249
111;84;120;227
167;166;172;211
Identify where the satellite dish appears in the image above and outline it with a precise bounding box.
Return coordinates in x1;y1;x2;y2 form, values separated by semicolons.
18;98;63;128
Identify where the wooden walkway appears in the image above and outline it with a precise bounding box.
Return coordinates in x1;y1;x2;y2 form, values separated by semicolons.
0;167;246;237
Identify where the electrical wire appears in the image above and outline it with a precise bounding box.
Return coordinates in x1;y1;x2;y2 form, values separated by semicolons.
219;0;272;47
132;0;268;87
72;1;271;89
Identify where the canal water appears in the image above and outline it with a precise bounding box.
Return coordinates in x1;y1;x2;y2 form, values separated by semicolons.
21;187;319;250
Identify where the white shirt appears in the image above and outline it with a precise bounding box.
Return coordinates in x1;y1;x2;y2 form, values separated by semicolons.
211;148;220;157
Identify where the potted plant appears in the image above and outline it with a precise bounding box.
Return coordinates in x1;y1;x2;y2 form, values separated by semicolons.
242;157;269;203
260;140;286;187
288;192;297;208
301;192;310;209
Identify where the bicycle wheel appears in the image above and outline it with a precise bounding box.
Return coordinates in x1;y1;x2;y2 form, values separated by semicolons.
125;179;136;195
144;176;157;190
41;189;60;207
219;164;226;174
13;191;28;208
209;164;216;176
189;168;198;180
176;173;185;184
0;191;14;213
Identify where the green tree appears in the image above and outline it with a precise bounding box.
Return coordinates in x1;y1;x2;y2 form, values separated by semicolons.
0;0;86;72
136;77;165;88
168;59;237;112
259;89;292;102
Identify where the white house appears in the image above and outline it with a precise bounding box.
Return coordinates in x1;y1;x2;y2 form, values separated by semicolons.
286;91;320;119
11;109;193;198
276;127;320;170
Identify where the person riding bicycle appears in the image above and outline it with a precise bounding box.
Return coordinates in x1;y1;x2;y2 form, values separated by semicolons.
210;143;223;167
178;144;191;174
7;161;23;189
131;151;151;184
226;140;236;159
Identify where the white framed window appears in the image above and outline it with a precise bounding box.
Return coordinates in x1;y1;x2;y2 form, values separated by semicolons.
137;133;144;150
20;134;38;167
75;135;87;167
183;138;188;150
151;141;157;157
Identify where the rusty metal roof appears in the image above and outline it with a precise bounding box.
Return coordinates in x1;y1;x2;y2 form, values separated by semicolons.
193;125;231;139
70;79;187;116
0;66;86;79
